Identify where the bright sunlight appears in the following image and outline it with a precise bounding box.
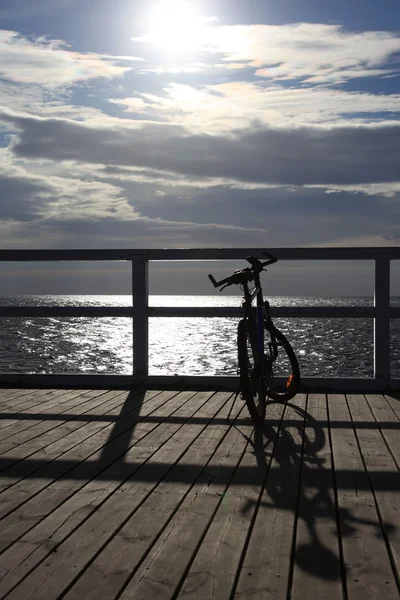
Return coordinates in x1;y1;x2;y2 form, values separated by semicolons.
141;0;207;54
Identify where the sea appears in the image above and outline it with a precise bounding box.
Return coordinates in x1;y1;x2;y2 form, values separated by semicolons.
0;295;399;378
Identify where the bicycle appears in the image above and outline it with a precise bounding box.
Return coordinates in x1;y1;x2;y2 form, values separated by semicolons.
208;252;300;425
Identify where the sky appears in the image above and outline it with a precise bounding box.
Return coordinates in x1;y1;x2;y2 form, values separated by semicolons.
0;0;399;294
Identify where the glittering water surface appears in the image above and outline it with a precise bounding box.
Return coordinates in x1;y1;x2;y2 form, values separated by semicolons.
0;295;399;377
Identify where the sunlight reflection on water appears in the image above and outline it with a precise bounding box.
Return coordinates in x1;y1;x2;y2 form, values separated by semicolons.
0;295;399;377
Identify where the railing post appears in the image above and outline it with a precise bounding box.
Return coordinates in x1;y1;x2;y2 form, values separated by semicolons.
374;258;390;380
132;259;149;377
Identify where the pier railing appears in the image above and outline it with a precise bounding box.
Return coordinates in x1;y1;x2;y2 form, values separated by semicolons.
0;247;399;392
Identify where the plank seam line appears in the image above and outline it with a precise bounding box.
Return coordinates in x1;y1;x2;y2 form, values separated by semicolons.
0;388;133;439
228;398;289;600
0;391;101;437
345;393;400;593
170;404;252;600
286;393;309;600
112;393;242;600
0;390;130;451
0;388;65;411
0;391;221;596
383;394;400;423
326;394;349;600
50;393;236;600
0;390;185;522
109;393;242;599
0;388;161;449
0;389;92;423
0;389;61;413
0;390;154;485
0;389;46;405
0;394;131;482
0;389;163;481
364;396;400;473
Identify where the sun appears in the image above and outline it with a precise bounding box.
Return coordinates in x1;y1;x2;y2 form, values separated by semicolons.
144;0;206;54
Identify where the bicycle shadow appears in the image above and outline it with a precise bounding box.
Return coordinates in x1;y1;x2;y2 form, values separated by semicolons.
241;400;396;582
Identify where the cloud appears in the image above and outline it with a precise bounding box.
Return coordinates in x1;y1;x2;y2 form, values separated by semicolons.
0;80;111;120
134;22;400;85
117;183;400;245
0;149;137;223
1;170;397;250
40;215;271;248
111;82;400;132
0;30;132;86
0;150;273;250
2;108;400;187
209;23;400;85
308;182;400;198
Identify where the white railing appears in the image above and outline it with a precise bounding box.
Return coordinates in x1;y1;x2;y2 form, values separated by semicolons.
0;247;399;392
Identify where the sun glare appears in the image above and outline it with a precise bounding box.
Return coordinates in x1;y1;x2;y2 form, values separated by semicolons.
144;0;206;54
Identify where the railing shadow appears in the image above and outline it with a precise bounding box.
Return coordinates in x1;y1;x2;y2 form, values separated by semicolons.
0;398;399;488
0;389;148;485
0;391;399;588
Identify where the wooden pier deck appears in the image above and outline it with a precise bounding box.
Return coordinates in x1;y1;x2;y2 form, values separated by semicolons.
0;388;398;599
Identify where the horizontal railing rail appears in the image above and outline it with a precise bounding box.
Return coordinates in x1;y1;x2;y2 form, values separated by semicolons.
0;247;399;260
0;247;399;392
0;306;399;319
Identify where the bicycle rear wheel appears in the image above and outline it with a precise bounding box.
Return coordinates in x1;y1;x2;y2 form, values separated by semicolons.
237;319;266;425
264;324;300;400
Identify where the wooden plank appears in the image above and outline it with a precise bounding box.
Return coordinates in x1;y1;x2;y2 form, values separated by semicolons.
346;394;400;589
0;390;130;472
0;389;162;517
3;392;229;600
0;388;75;409
0;389;189;595
365;394;400;470
0;389;116;448
0;390;70;424
384;393;400;421
0;388;52;400
0;389;172;554
116;396;254;600
0;390;97;436
232;394;307;599
291;394;342;599
0;389;131;449
0;389;49;407
176;400;287;600
328;393;399;598
0;389;105;435
62;393;243;600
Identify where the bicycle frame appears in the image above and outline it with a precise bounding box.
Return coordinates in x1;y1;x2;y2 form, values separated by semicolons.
241;274;265;369
208;252;300;412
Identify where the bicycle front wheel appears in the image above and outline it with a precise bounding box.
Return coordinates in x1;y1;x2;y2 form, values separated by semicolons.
237;319;266;426
264;324;300;401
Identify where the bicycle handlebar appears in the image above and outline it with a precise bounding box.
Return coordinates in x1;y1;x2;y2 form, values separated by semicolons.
208;252;278;290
